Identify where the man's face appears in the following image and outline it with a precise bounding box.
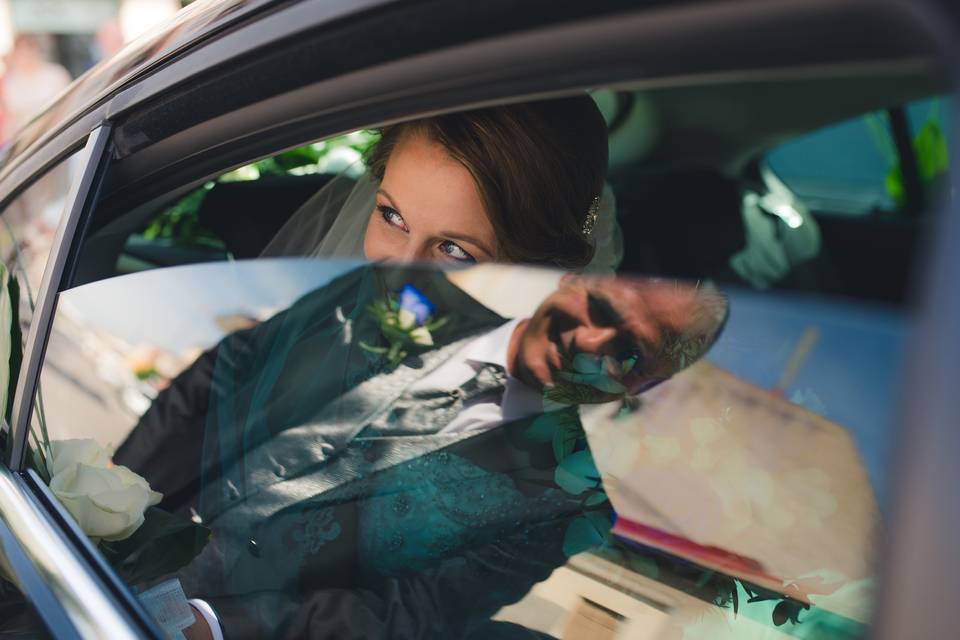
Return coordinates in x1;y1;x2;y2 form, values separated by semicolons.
510;275;727;403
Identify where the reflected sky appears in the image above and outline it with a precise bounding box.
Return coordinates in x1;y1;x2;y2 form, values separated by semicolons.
59;259;364;353
709;290;905;508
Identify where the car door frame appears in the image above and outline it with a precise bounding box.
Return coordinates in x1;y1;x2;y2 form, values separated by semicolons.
0;0;956;636
0;126;163;638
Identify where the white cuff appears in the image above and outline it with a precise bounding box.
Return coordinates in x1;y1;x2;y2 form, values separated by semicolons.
188;599;225;640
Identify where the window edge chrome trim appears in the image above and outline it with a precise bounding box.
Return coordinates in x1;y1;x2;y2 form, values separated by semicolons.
8;125;112;469
0;464;143;638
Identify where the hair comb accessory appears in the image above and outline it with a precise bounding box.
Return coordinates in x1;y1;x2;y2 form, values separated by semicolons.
582;195;601;237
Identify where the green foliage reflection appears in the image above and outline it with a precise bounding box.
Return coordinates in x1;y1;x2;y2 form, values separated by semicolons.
140;130;379;250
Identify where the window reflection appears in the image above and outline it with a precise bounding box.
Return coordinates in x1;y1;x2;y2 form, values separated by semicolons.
30;260;892;638
0;153;80;460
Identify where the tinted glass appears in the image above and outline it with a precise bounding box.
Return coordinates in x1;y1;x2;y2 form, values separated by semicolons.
767;96;953;217
29;258;899;638
0;153;81;460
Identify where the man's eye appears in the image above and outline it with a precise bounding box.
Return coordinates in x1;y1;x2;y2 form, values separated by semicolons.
587;293;622;326
439;240;475;263
378;205;408;231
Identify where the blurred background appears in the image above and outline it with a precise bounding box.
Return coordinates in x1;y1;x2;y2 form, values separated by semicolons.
0;0;192;146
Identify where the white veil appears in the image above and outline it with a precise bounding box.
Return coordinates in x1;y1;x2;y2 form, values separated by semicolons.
261;166;624;273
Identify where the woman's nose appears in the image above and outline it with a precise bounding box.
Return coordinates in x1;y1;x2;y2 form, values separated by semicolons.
573;325;617;354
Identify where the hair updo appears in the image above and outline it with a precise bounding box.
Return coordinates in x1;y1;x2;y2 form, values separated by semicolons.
366;95;609;269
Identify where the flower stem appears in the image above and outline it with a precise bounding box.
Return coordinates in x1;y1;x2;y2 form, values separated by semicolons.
29;426;50;481
34;382;51;458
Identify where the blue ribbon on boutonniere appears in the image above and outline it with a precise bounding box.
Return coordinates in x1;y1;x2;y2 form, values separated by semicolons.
360;284;449;370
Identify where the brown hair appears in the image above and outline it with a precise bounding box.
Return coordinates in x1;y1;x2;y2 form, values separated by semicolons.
366;96;608;269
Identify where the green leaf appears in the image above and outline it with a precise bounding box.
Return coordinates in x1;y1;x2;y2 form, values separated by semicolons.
272;145;322;171
523;413;559;443
551;416;582;463
584;490;608;507
423;316;449;332
358;341;388;355
99;508;211;586
554;450;600;495
562;516;606;557
913;119;950;183
885;166;905;206
585;508;611;535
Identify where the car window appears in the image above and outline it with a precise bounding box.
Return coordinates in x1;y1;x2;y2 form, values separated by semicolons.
19;90;937;638
767;96;952;217
22;254;901;639
109;130;378;277
0;152;81;461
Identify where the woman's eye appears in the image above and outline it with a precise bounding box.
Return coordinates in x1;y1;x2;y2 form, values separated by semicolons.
439;240;475;263
378;205;408;232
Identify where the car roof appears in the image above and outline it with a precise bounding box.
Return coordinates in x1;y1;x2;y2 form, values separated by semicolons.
1;0;289;166
1;0;950;194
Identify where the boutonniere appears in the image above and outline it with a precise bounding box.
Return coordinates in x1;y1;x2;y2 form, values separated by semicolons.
360;284;448;370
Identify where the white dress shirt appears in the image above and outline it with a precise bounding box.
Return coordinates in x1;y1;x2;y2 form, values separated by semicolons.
408;318;544;434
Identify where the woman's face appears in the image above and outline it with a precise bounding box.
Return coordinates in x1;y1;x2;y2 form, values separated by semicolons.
363;132;497;264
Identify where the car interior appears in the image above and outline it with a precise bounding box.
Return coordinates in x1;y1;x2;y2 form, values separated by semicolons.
75;72;952;309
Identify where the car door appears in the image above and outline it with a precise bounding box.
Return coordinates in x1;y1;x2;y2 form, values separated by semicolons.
0;128;161;638
1;0;958;638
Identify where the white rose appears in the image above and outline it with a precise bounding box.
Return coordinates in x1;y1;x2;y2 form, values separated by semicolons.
397;308;417;330
409;326;433;346
49;438;112;477
48;439;162;542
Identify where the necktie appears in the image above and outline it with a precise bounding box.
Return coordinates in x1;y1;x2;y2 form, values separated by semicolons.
367;362;508;435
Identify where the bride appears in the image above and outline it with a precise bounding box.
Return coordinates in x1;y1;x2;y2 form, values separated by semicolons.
262;94;622;272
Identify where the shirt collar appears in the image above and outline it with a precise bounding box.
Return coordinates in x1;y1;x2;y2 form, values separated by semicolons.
462;318;522;372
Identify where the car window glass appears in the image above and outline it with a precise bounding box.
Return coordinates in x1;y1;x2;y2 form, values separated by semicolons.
111;130;379;277
90;90;956;319
0;153;81;460
26;256;902;639
767;96;953;217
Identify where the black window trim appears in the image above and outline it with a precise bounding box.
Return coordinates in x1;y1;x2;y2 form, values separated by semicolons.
887;103;927;216
94;0;946;231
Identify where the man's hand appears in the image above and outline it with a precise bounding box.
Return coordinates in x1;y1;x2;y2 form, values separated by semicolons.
182;605;214;640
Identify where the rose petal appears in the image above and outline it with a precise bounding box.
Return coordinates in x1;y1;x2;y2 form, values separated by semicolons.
48;447;163;541
49;439;112;477
409;327;433;346
397;308;416;330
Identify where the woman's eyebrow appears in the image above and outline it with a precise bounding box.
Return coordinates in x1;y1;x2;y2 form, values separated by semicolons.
377;188;400;210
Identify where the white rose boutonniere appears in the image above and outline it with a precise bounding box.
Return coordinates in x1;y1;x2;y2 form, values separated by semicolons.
48;439;162;542
359;284;448;370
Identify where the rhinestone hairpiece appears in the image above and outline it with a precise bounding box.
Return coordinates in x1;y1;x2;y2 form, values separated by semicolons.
582;195;601;237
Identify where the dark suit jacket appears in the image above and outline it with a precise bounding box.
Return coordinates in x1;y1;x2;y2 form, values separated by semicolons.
116;265;608;639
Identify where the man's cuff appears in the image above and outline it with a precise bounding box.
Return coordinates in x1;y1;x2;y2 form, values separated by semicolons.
188;599;225;640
